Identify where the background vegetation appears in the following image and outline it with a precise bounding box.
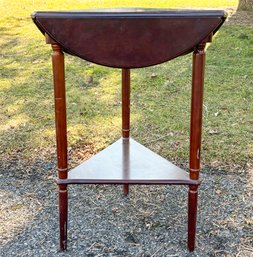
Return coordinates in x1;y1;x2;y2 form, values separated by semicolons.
0;0;252;171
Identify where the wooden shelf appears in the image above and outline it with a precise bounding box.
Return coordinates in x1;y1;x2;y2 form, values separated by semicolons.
57;138;199;185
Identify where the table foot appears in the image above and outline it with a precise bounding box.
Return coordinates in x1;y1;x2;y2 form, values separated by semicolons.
59;187;68;251
123;184;129;195
188;185;198;251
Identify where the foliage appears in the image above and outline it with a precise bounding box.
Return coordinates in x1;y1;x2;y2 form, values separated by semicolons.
1;0;252;170
238;0;253;10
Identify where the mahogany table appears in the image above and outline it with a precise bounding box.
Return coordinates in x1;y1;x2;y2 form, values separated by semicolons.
32;8;227;252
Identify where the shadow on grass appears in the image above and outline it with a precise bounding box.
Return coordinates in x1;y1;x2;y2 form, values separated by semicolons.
1;9;252;168
0;7;252;257
0;17;192;160
0;31;123;155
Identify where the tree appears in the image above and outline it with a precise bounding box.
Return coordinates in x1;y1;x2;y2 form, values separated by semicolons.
238;0;253;10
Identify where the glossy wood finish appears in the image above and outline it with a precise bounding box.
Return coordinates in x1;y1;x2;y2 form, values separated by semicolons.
188;185;198;251
32;9;226;68
190;43;206;181
122;69;130;139
188;43;206;251
122;68;130;195
57;138;199;185
51;43;68;251
32;8;227;252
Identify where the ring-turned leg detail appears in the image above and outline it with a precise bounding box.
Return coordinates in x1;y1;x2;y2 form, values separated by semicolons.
51;42;68;251
188;42;206;251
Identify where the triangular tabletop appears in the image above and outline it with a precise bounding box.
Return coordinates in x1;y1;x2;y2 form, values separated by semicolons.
59;138;199;185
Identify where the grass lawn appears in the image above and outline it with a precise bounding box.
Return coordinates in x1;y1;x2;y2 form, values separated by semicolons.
0;0;252;171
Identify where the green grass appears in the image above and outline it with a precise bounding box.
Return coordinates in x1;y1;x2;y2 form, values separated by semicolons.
1;0;252;170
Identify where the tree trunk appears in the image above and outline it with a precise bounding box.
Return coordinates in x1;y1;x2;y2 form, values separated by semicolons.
238;0;253;11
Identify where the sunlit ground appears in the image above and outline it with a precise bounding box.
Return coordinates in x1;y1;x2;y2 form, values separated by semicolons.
1;1;253;255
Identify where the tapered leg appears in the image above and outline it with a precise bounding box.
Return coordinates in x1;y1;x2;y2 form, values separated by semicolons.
188;185;198;251
122;68;130;195
123;184;129;195
51;42;68;251
188;42;206;251
59;186;68;250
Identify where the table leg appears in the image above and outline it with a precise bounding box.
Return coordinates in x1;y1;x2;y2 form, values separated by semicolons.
59;187;68;250
51;43;68;251
122;68;130;195
188;185;198;251
188;42;206;251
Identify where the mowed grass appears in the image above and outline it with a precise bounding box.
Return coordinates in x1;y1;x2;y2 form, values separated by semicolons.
1;0;252;170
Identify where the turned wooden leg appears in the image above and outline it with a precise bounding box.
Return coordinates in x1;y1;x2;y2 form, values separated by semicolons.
51;41;68;251
188;42;206;251
59;186;68;250
122;68;130;196
188;185;198;251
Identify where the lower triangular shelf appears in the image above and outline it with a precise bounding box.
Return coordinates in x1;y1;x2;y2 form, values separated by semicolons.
58;138;199;185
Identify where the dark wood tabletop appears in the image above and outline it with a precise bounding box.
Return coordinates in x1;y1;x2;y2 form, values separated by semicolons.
32;8;227;68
